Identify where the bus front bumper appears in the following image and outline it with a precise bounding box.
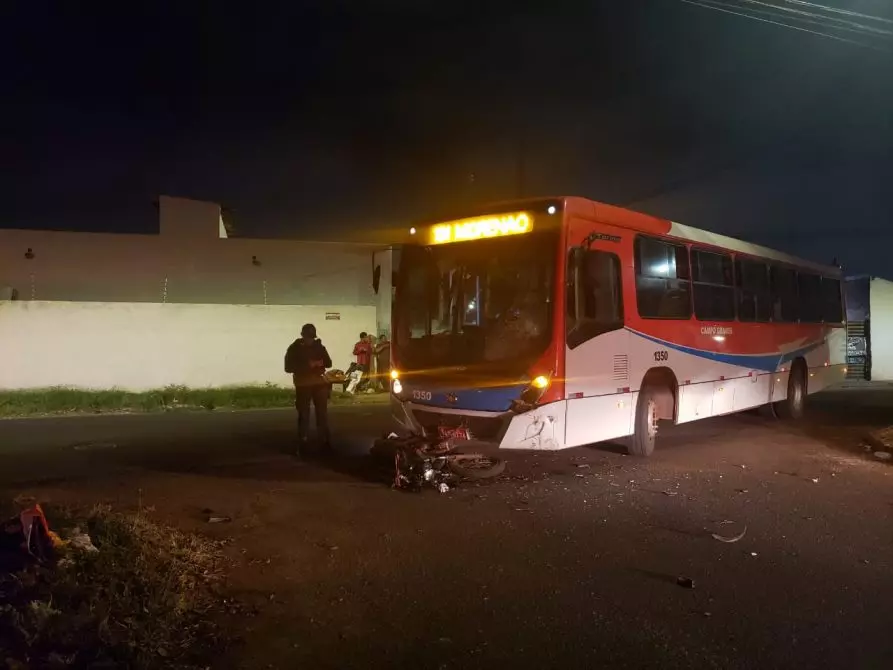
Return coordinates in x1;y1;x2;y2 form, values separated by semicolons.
391;395;566;452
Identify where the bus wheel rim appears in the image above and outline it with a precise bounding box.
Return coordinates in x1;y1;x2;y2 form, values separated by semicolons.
647;399;658;439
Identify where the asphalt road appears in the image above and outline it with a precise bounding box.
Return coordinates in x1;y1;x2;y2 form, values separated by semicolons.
1;392;892;669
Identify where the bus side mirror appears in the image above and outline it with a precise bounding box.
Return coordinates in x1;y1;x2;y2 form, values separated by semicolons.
372;265;381;295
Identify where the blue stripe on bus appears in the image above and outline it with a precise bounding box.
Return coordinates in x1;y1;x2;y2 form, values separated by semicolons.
630;330;823;373
401;382;526;412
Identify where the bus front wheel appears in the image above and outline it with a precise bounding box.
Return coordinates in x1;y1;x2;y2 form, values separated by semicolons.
629;386;659;457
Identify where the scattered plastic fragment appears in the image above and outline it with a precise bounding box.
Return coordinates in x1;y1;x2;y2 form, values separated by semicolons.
874;451;892;461
676;577;695;589
711;525;747;543
72;442;117;451
65;527;99;553
207;516;232;524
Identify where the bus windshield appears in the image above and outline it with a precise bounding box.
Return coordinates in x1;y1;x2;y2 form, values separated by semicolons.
394;230;558;375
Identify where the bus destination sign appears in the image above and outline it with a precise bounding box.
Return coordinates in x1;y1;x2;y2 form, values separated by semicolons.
429;211;532;245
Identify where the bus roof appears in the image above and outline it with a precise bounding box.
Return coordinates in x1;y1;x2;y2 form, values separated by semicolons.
561;196;841;276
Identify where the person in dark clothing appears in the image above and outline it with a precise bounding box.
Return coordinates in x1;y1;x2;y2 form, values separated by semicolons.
284;323;333;457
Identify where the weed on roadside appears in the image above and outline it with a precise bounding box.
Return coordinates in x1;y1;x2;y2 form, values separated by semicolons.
0;506;231;669
0;383;387;418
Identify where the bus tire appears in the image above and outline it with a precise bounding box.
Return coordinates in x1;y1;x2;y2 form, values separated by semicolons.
629;386;659;457
447;457;506;480
774;363;807;420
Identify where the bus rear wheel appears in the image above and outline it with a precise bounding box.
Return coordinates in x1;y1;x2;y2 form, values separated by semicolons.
629;386;659;457
774;364;807;420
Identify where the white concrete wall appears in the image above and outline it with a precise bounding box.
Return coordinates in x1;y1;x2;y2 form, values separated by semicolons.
0;196;385;307
0;301;375;391
0;227;380;306
870;278;893;382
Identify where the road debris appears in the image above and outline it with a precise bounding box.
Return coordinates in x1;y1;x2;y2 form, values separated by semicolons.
65;526;99;553
874;451;892;461
379;434;504;493
72;441;117;451
865;426;893;451
711;525;747;543
207;516;232;524
676;577;695;589
1;504;61;570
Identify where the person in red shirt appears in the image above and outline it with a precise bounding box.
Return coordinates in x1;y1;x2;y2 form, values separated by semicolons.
346;332;372;394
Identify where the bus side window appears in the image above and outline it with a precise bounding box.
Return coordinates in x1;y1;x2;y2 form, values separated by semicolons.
567;249;624;350
691;248;736;321
770;266;799;322
634;236;692;319
737;259;772;322
797;272;823;323
821;277;843;323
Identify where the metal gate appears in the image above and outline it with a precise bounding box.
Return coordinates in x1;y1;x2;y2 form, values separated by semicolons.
846;321;869;380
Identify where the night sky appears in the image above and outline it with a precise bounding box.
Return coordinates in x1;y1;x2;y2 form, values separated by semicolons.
3;1;892;274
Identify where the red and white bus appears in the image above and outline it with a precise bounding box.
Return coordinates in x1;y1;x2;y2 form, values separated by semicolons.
386;196;846;456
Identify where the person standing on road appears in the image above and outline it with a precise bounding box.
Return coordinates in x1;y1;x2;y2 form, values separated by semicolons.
284;323;332;457
346;331;372;394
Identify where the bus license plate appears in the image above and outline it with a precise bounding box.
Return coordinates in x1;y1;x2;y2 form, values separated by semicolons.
438;426;469;441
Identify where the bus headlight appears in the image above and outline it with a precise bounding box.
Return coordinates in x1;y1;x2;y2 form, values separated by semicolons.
392;379;403;395
514;373;551;410
531;375;550;390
